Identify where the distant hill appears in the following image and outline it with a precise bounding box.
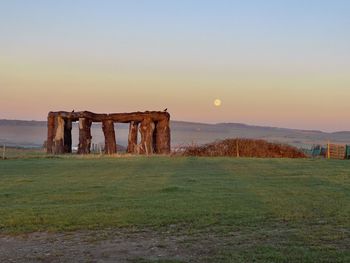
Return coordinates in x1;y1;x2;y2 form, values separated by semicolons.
171;121;350;148
1;119;350;149
0;119;47;126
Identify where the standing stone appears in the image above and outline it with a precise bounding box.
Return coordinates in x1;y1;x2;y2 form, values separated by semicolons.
102;119;117;154
127;121;138;154
78;118;92;154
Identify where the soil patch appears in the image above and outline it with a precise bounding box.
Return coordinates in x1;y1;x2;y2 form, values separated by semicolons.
0;228;222;263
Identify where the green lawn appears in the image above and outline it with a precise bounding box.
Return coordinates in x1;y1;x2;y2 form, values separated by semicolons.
1;147;46;159
0;156;349;262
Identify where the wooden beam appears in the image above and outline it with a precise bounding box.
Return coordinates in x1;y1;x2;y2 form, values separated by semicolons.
48;111;169;123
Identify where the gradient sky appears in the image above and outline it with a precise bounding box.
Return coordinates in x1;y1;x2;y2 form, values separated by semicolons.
1;0;350;131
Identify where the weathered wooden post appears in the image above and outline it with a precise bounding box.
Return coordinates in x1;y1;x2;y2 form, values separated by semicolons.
78;117;92;154
64;118;72;153
102;119;117;154
139;118;155;155
155;113;171;154
153;122;158;153
127;121;138;153
47;112;56;154
53;115;65;154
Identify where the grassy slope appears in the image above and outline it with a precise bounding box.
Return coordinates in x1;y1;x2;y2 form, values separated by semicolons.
0;156;349;262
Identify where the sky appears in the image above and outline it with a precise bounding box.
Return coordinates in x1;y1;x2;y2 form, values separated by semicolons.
1;0;350;131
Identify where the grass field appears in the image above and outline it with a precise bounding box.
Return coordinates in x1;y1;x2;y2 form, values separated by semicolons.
0;154;349;262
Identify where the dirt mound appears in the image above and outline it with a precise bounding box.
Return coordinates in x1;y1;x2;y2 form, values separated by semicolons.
180;138;306;158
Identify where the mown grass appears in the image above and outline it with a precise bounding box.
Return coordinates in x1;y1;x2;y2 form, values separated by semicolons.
0;147;46;159
0;156;349;262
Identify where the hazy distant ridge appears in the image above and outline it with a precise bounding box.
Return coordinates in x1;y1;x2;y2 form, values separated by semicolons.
0;119;47;126
1;119;350;148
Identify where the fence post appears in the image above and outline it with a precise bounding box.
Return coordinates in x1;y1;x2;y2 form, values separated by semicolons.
99;144;102;156
2;144;5;160
327;141;330;159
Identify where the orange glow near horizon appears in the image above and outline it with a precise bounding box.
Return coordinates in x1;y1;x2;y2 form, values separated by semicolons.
1;57;350;131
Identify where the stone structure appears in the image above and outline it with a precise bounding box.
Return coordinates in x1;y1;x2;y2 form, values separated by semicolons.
47;111;170;155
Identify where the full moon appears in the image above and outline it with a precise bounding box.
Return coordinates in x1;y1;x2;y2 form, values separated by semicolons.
214;99;222;107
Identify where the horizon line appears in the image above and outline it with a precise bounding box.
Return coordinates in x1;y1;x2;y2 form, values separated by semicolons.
0;117;349;134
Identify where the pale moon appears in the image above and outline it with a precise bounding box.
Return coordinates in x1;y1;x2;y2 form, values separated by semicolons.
214;99;222;107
